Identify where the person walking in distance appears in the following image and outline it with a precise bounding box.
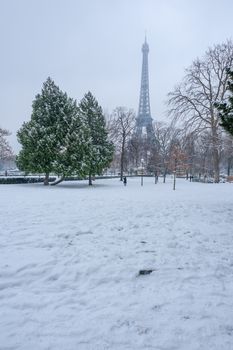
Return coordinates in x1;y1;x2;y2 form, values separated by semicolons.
123;176;127;186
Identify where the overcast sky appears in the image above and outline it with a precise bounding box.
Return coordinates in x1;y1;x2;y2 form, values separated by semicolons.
1;0;233;151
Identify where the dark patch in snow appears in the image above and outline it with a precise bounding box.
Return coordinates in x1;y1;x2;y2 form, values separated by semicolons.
152;304;163;311
183;315;190;320
138;269;154;276
76;230;93;236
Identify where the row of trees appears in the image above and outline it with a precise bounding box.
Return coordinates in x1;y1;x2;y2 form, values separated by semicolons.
107;112;233;182
106;40;233;183
17;78;114;185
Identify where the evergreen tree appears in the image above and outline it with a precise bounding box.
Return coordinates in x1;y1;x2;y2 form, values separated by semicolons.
51;99;91;185
78;92;114;185
17;77;90;185
216;69;233;137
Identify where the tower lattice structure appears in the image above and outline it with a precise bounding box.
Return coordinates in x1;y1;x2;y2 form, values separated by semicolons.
136;37;153;137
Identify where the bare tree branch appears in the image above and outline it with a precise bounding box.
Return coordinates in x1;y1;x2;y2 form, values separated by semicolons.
167;40;233;182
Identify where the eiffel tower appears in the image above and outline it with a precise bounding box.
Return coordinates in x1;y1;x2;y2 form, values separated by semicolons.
136;37;153;137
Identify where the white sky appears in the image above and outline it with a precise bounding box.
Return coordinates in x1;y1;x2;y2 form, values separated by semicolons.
1;0;233;151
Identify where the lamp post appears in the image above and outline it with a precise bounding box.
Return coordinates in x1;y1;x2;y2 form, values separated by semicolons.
173;170;176;190
141;158;144;186
173;158;177;190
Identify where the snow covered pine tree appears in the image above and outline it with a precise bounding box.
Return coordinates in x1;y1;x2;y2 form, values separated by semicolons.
78;92;114;185
216;69;233;137
17;78;90;185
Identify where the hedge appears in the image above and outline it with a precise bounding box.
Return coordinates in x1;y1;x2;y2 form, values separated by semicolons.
0;177;56;184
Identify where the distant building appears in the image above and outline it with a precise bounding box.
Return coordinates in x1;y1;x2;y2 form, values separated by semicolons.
135;37;153;138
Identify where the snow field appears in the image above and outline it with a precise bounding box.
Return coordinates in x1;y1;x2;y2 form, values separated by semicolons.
0;177;233;350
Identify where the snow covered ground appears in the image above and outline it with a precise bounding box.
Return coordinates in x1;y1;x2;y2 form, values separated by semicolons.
1;177;233;350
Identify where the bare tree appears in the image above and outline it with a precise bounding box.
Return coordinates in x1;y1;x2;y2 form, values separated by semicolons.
153;121;180;182
0;127;13;160
128;136;142;169
128;134;154;172
109;107;136;180
169;143;188;174
168;40;233;182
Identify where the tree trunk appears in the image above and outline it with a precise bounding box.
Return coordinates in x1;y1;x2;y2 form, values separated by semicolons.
44;172;49;186
212;127;220;183
50;176;65;186
163;170;166;183
120;138;125;181
212;149;219;182
89;173;92;186
213;148;220;183
227;158;232;176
